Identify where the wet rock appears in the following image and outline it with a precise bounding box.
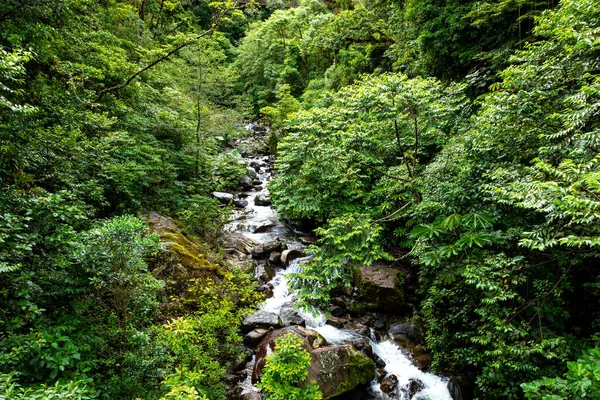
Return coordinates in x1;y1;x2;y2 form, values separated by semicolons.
376;368;387;381
242;392;262;400
256;262;276;283
354;342;373;358
345;322;370;336
355;265;404;313
250;160;265;169
244;328;269;347
233;198;248;208
252;220;275;233
268;251;281;265
326;316;347;329
211;191;234;204
256;284;273;298
407;378;425;398
281;248;305;266
389;322;424;344
414;353;433;370
252;326;328;382
280;306;305;327
307;344;376;399
239;176;254;189
251;239;285;258
241;310;282;333
373;353;386;369
447;373;475;400
222;373;243;386
299;236;319;245
329;305;346;318
380;374;399;395
372;317;386;330
254;193;271;206
229;353;251;372
252;179;262;186
247;167;257;179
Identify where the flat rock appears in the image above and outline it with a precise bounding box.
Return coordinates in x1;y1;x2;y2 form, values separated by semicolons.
252;220;275;233
244;328;269;347
211;191;234;204
241;311;282;333
252;239;285;258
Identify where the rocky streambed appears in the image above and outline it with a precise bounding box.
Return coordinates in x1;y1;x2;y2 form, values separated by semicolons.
216;125;457;400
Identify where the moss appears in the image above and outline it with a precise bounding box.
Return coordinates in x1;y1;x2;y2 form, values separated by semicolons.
335;347;376;397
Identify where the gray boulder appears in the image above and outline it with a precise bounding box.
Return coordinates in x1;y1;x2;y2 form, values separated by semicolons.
254;193;271;206
252;239;285;258
239;176;254;189
355;265;404;313
211;191;234;204
241;311;282;333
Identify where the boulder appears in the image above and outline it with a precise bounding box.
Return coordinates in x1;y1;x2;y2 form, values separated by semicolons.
252;239;285;258
307;344;376;399
233;198;249;208
241;311;282;333
380;374;399;396
406;378;425;398
355;265;404;313
244;328;269;347
268;251;281;265
211;191;234;204
239;176;254;189
281;248;305;266
247;167;257;179
447;373;475;400
280;305;305;327
252;219;275;233
326;316;347;329
254;193;271;206
252;326;328;382
388;322;424;345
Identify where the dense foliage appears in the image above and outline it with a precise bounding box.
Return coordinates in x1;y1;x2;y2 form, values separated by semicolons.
3;0;600;398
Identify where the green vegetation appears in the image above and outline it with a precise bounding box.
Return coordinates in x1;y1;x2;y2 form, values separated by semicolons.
257;333;322;400
2;0;600;398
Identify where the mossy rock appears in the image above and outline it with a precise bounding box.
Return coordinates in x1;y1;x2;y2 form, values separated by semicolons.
306;344;376;399
355;265;404;314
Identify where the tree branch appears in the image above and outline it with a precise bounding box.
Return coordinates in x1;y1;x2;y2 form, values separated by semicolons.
95;7;232;102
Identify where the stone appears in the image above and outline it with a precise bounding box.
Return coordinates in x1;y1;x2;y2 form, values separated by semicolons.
252;326;328;382
388;322;424;344
447;373;475;400
299;236;319;245
372;317;386;330
229;353;251;373
268;251;281;265
326;316;347;329
280;248;305;266
211;191;234;204
254;193;271;206
239;176;254;189
355;265;404;313
222;373;243;385
244;328;269;347
353;342;373;358
407;378;425;398
328;305;346;318
247;167;257;179
280;305;305;327
252;220;275;233
233;198;248;208
251;239;285;258
373;353;386;368
414;353;433;370
307;344;376;399
380;374;399;395
241;311;282;333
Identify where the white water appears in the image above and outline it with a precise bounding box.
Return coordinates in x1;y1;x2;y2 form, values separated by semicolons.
259;258;452;399
370;341;452;400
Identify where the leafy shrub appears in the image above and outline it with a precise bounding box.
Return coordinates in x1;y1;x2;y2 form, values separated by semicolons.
257;333;322;400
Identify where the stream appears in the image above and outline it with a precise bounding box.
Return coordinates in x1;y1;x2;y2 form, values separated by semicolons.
225;125;453;400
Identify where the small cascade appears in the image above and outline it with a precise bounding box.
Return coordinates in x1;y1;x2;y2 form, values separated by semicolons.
228;123;452;399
